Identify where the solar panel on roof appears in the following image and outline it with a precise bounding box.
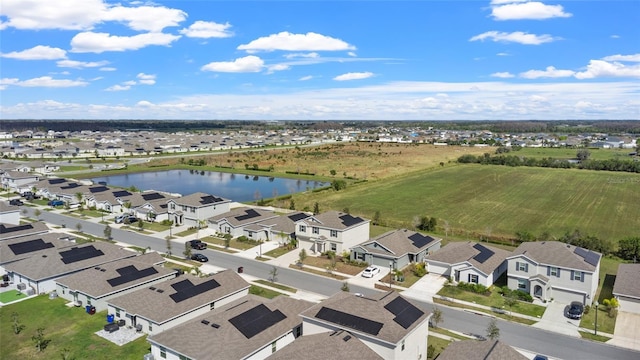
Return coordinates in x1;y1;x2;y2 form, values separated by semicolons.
339;214;363;227
384;297;424;329
107;266;159;287
8;239;54;255
229;304;287;339
112;190;132;197
142;192;164;201
0;223;34;234
200;195;223;204
472;243;495;264
61;183;80;189
574;247;587;258
315;307;383;336
235;209;261;221
288;212;310;222
48;178;65;184
574;247;600;267
408;233;435;248
89;186;109;193
171;279;195;292
169;279;221;303
59;245;105;264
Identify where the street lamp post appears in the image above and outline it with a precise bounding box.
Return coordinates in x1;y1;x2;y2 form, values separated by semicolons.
389;262;393;289
594;300;599;336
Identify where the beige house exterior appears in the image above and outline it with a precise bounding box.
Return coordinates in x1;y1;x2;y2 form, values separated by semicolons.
295;210;370;255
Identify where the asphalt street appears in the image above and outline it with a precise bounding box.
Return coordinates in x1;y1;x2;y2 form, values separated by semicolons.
25;207;640;360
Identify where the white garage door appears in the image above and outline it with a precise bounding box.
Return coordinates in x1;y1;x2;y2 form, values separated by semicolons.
619;297;640;314
426;262;450;276
552;288;585;304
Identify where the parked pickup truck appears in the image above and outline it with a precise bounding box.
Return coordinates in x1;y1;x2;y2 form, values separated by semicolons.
188;240;207;250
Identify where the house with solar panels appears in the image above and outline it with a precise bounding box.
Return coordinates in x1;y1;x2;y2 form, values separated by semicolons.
266;329;383;360
107;270;250;335
251;211;312;243
55;252;176;311
0;233;78;274
166;192;232;227
147;295;315;360
294;210;370;255
424;241;510;287
85;188;137;215
208;207;280;238
2;241;136;294
299;291;431;360
0;221;50;240
129;191;177;222
0;170;39;193
506;241;601;305
350;229;442;270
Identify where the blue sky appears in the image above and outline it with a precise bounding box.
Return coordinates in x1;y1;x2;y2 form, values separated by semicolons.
1;0;639;120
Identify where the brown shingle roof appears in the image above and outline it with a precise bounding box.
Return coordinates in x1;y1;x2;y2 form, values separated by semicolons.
267;330;383;360
171;192;230;207
613;264;640;299
437;339;528;360
357;229;441;257
108;270;250;324
0;221;50;240
0;233;77;264
148;295;314;359
209;207;279;227
426;241;510;276
300;210;369;230
510;241;600;272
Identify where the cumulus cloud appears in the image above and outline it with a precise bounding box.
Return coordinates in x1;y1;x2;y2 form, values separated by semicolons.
299;75;313;81
70;31;181;53
602;54;640;62
574;60;640;79
491;72;515;78
470;31;557;45
520;66;575;79
201;56;264;73
284;52;319;59
333;72;374;81
100;67;117;71
491;1;572;20
137;73;156;85
179;20;233;38
1;76;88;88
57;59;109;68
101;5;186;32
105;84;131;91
1;45;67;60
238;32;356;53
266;64;290;73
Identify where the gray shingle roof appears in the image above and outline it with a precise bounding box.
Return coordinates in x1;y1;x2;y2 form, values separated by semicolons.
209;207;279;227
437;340;528;360
510;241;600;272
55;253;175;298
171;192;230;207
299;210;369;230
356;229;441;257
148;295;314;359
257;211;311;235
0;233;77;264
426;241;511;276
267;330;383;360
300;291;430;344
108;270;250;324
613;263;640;299
0;221;50;240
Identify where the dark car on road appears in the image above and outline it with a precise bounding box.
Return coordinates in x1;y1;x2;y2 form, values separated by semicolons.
567;301;584;320
48;200;64;207
188;240;207;250
9;199;24;206
191;253;209;262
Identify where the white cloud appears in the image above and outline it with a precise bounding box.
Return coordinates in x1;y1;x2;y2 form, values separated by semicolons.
284;52;319;59
333;72;374;81
266;64;290;73
122;80;137;86
102;5;186;32
574;60;640;79
105;84;131;91
0;0;106;30
470;31;557;45
602;54;640;62
137;73;156;85
490;0;528;4
299;75;313;81
491;1;572;20
496;52;511;56
520;66;575;79
70;31;181;53
179;20;233;38
100;67;117;71
348;52;357;57
201;56;264;73
491;72;515;78
57;59;109;68
610;35;620;39
238;32;356;53
1;76;88;88
1;45;67;60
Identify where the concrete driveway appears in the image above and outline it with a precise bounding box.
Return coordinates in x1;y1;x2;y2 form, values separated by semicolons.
401;273;447;302
531;301;581;337
607;311;640;351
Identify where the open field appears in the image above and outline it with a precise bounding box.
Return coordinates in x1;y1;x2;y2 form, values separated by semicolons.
292;164;640;241
514;147;636;161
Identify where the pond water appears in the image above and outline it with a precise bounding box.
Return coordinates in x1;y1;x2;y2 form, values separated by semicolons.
91;170;328;202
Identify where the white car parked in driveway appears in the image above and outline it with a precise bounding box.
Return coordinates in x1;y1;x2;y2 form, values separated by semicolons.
361;266;381;278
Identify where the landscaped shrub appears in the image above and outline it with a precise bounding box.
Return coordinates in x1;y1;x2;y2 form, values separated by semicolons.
500;286;533;302
411;262;427;277
457;282;489;295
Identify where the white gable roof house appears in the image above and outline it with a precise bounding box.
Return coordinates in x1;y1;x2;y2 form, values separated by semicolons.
351;229;442;270
208;207;279;238
167;192;231;227
295;210;370;255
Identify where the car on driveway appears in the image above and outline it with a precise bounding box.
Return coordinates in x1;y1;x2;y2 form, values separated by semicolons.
361;266;381;278
191;253;209;262
533;355;549;360
567;301;584;319
48;200;64;207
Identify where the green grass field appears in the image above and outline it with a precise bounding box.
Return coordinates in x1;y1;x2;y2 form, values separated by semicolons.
294;164;640;241
513;147;636;161
0;290;27;304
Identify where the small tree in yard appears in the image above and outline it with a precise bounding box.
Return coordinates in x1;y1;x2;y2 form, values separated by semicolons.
103;224;112;240
431;307;443;329
34;209;41;220
486;319;500;340
224;233;232;248
298;249;307;266
313;202;320;215
183;243;192;259
269;266;279;283
341;281;350;292
12;312;25;334
504;292;518;316
166;238;172;257
137;219;144;231
75;223;82;232
32;327;50;352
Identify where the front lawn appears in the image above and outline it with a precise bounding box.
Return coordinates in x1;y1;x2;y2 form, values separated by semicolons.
203;236;261;251
254;280;297;293
249;285;286;299
437;285;546;318
0;295;149;360
579;304;617;335
433;298;537;325
427;336;452;359
301;255;366;276
263;245;295;258
0;290;27;304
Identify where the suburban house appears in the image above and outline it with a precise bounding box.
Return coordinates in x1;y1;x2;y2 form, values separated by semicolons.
55;252;176;311
299;291;431;360
208;207;279;238
612;263;640;314
0;221;51;241
294;210;370;255
506;241;601;305
249;211;312;243
350;229;441;270
147;295;315;360
166;192;232;227
107;270;250;335
85;188;137;215
425;241;510;287
1;202;22;225
436;339;528;360
267;330;383;360
2;241;136;294
0;233;77;274
1;170;39;193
